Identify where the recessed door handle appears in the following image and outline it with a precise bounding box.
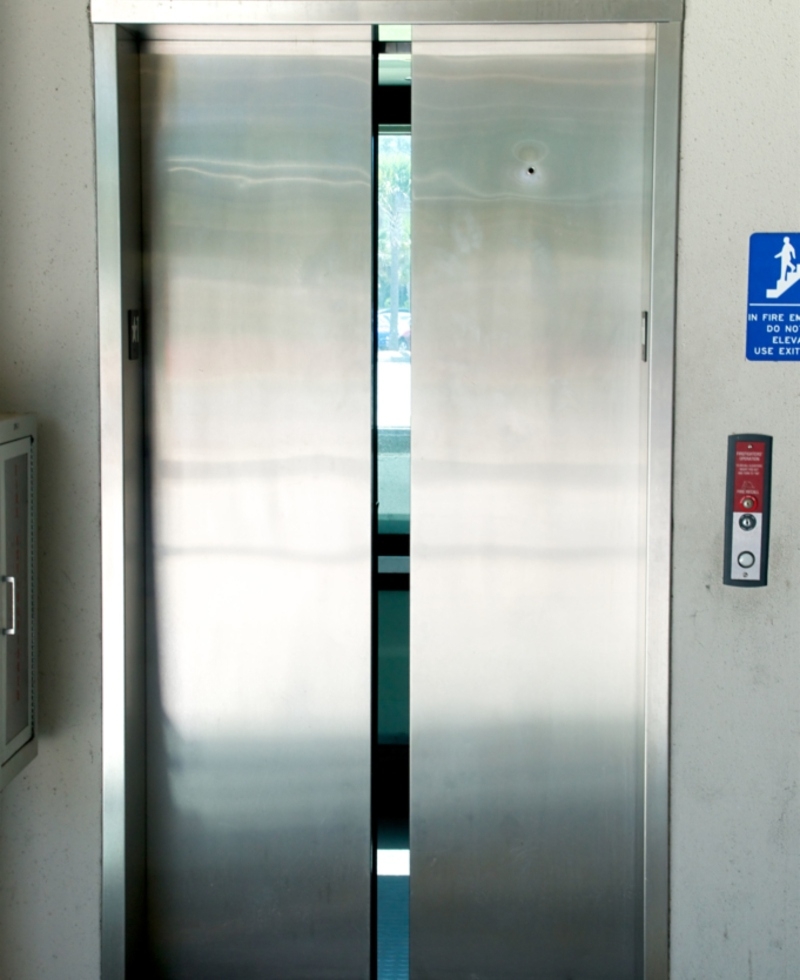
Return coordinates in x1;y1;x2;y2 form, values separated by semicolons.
3;575;16;636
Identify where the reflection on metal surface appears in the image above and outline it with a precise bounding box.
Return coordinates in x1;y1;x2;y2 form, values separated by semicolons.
90;0;685;27
643;23;680;980
96;25;148;980
142;33;372;978
410;28;655;979
2;575;16;639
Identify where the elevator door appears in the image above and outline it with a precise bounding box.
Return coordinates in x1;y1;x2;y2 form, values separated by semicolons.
136;21;661;980
410;25;654;980
141;30;373;979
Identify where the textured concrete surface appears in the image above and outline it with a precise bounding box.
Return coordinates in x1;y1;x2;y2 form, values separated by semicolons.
0;2;101;978
671;1;800;977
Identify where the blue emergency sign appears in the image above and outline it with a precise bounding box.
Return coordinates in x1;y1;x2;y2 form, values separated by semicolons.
747;233;800;360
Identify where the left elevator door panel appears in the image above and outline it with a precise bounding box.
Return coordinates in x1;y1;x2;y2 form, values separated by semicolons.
141;32;373;980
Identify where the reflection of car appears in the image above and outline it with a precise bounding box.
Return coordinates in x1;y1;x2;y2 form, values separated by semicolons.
398;322;410;352
377;309;411;350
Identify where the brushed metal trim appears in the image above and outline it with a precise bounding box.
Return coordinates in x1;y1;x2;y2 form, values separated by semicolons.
413;38;652;54
413;22;654;39
143;38;371;53
91;0;684;25
2;575;17;637
94;23;127;980
643;19;680;980
145;23;372;39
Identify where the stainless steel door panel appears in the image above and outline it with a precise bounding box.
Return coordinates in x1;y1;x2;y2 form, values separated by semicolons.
142;34;372;978
410;31;654;980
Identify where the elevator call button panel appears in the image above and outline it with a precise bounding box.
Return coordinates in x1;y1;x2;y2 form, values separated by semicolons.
724;434;772;587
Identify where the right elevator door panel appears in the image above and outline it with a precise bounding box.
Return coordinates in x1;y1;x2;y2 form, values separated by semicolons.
410;26;654;980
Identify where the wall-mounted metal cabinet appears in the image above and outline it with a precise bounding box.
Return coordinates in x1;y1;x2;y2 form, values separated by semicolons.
0;414;36;791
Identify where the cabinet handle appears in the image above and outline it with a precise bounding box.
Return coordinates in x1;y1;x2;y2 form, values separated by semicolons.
3;575;16;636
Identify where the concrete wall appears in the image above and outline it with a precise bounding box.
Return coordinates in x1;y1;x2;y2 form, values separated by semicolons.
0;0;799;978
0;1;101;978
671;0;800;977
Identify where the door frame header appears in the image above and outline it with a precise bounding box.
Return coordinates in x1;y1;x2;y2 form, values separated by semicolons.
91;0;683;25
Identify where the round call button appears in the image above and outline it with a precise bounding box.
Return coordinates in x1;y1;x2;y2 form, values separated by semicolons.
737;551;756;569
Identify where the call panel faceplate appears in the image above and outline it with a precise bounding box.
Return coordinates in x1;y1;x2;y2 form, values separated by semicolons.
724;435;772;587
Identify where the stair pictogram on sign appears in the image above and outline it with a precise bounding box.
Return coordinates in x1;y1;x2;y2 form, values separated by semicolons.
766;236;798;297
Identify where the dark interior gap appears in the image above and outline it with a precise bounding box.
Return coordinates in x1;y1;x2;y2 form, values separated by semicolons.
370;28;381;980
375;32;411;980
376;85;411;127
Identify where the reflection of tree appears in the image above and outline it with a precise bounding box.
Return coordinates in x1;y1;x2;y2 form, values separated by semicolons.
378;135;411;347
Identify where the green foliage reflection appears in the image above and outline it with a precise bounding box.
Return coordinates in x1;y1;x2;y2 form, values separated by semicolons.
378;134;411;347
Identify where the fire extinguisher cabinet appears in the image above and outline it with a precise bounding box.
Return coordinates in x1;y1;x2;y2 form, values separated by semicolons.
0;414;36;791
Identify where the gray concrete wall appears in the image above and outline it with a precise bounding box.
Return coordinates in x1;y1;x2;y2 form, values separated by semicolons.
0;0;799;978
671;0;800;976
0;1;101;978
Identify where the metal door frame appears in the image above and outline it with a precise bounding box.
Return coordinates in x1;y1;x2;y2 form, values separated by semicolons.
93;4;680;978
